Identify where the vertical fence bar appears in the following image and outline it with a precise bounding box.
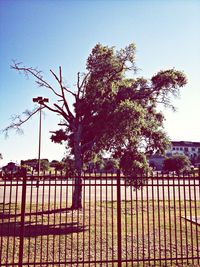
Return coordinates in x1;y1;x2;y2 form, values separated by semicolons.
141;182;144;267
0;179;6;266
34;174;40;263
167;176;173;266
18;169;27;267
188;175;194;265
136;180;139;266
172;172;178;265
157;173;161;266
111;173;114;267
47;178;51;263
59;176;63;263
178;177;183;265
183;174;189;264
124;177;128;267
194;176;199;265
152;174;156;266
105;172;108;267
100;172;103;264
94;172;97;267
117;170;122;267
198;169;200;265
130;184;134;267
89;173;91;266
146;174;150;266
83;173;86;266
28;178;33;265
6;178;13;265
53;178;57;263
41;177;45;263
64;176;68;263
13;178;19;265
162;176;167;266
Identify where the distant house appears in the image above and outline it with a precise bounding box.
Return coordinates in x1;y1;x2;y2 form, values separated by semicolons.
2;162;20;173
148;141;200;170
166;141;200;164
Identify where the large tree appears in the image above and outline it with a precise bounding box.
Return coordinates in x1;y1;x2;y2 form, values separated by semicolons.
4;43;187;208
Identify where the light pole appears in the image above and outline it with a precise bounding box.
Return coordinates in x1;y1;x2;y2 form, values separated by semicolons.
33;97;49;180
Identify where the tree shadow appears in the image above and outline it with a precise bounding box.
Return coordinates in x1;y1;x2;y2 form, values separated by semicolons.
0;221;86;237
0;207;75;219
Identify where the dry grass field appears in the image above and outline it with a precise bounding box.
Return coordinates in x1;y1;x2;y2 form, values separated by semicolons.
0;199;200;267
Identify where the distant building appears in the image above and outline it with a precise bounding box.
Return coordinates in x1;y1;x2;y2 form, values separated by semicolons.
2;162;20;173
149;141;200;170
166;141;200;160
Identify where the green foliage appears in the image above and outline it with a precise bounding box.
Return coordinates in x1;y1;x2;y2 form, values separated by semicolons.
190;154;200;165
21;164;32;172
40;159;50;172
163;154;191;174
62;156;76;176
104;158;119;172
120;151;151;188
95;158;105;171
51;160;65;171
87;153;105;172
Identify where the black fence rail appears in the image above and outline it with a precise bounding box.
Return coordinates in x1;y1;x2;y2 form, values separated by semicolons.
0;171;200;266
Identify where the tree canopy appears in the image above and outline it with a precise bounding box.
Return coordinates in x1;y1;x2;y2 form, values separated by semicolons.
4;42;187;208
163;154;191;174
50;43;186;176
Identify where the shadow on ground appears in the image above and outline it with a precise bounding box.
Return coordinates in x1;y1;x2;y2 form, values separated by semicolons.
0;206;75;219
0;221;85;237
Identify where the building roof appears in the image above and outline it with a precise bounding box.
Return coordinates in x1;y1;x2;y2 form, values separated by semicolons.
171;141;200;147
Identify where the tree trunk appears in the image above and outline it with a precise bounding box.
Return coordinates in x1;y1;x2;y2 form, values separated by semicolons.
71;175;82;209
71;123;83;210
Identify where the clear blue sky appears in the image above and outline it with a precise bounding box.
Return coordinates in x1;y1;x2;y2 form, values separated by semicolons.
0;0;200;166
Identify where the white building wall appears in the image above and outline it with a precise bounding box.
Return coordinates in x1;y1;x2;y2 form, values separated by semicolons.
166;143;200;159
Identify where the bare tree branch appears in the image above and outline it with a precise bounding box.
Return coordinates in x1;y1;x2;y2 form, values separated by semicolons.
53;103;71;121
11;61;75;121
50;68;75;97
58;122;69;127
63;86;77;97
2;106;42;137
11;61;62;98
77;72;89;99
49;67;75;119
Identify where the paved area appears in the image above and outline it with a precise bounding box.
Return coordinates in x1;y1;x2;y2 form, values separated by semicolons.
0;179;199;204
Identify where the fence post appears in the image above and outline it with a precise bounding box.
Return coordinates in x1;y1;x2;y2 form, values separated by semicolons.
18;168;27;267
117;169;122;267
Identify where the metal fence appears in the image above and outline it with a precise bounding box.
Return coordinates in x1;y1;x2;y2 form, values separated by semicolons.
0;171;200;266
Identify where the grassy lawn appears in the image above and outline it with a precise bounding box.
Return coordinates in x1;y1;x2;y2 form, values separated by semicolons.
0;200;200;267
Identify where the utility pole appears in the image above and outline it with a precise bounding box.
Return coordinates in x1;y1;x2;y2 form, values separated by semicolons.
33;97;49;183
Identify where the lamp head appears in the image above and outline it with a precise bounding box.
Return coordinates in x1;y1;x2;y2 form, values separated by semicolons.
33;96;43;103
